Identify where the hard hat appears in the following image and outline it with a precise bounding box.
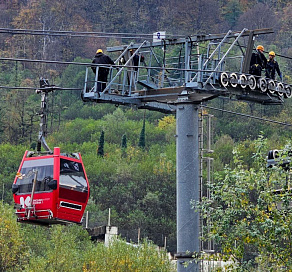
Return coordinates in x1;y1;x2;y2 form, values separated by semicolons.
256;45;264;51
96;49;103;54
269;51;275;56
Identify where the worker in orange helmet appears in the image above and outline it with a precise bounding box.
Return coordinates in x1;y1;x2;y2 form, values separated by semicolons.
265;51;282;81
249;45;267;77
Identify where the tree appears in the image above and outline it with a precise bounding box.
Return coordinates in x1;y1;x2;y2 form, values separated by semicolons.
196;135;292;270
121;134;127;149
121;133;127;158
236;3;278;33
0;144;26;204
222;0;243;28
97;130;105;157
138;118;145;149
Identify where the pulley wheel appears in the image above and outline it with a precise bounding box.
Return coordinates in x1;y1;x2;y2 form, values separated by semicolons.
229;73;238;88
267;79;276;94
220;72;229;87
284;85;292;99
276;82;284;96
258;77;267;93
248;75;256;90
239;74;247;89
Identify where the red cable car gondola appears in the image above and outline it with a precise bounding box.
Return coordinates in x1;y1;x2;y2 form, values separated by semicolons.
12;147;89;225
12;79;90;225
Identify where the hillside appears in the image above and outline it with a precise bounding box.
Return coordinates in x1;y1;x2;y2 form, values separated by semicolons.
0;0;292;262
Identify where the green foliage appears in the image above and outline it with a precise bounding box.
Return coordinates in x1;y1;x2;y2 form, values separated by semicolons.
213;134;235;170
0;202;29;271
197;135;292;270
0;144;27;204
82;238;175;272
0;205;174;272
222;0;243;28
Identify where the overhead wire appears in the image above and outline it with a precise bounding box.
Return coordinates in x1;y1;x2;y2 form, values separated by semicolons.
0;82;291;128
0;86;81;90
202;105;292;127
0;56;91;66
1;27;291;60
221;40;292;60
0;27;185;40
0;56;221;72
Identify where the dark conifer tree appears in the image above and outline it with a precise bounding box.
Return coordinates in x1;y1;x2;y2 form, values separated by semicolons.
97;130;105;157
121;133;127;157
138;118;145;149
121;134;127;149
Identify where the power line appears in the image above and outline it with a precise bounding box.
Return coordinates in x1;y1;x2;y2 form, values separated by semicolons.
0;56;216;72
0;56;91;66
201;40;292;61
1;27;291;60
0;27;184;40
1;85;292;128
202;105;292;127
0;86;82;91
0;84;291;126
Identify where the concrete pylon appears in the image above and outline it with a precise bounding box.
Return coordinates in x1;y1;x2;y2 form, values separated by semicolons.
176;102;200;272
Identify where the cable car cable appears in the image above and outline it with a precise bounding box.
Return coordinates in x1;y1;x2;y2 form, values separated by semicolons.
1;27;291;59
202;105;292;127
0;27;184;36
1;83;291;128
0;56;221;72
0;86;82;91
0;27;185;39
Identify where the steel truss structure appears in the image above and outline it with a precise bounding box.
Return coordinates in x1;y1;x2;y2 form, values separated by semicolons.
82;28;291;114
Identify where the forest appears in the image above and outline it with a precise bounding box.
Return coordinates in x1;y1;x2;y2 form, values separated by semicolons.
0;0;292;271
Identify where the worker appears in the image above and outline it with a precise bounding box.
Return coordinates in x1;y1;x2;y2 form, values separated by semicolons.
130;49;144;72
265;51;282;81
91;49;115;92
249;45;267;77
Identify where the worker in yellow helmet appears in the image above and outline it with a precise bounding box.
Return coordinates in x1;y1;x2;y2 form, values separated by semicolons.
265;51;282;81
91;49;115;92
249;45;267;76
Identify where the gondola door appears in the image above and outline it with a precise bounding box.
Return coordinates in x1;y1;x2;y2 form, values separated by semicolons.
56;151;89;223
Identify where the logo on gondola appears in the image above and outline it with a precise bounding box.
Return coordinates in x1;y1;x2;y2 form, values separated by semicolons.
20;196;31;208
19;196;44;208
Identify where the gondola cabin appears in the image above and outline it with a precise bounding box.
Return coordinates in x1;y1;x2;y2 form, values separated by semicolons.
12;147;90;225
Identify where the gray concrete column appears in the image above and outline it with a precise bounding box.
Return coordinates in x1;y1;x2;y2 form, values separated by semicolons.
176;102;200;272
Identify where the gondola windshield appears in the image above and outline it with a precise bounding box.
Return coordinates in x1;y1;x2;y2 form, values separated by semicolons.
15;158;54;194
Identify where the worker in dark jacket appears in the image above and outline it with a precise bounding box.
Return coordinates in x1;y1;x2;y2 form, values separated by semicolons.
265;51;282;81
130;49;145;71
91;49;115;92
249;45;267;77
